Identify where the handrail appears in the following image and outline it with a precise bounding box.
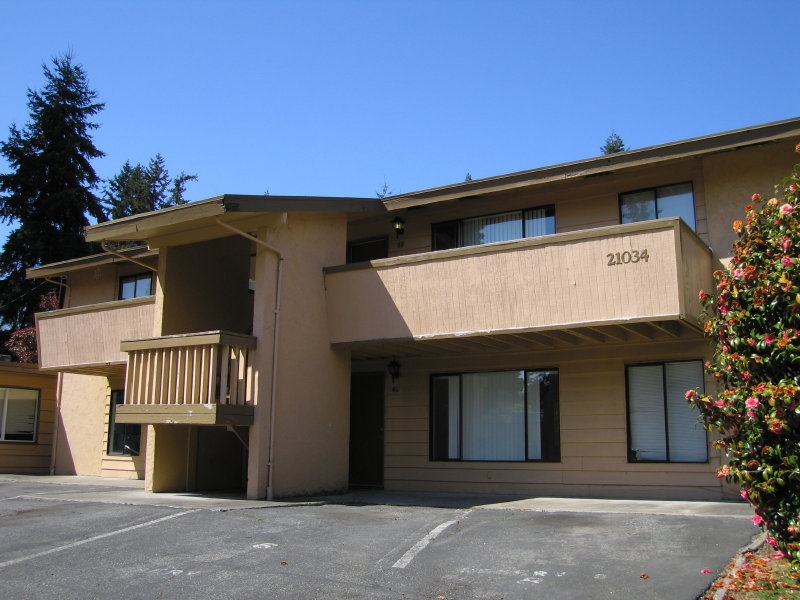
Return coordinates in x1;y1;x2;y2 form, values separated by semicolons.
122;331;256;406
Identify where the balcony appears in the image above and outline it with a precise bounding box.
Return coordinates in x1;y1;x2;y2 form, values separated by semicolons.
115;330;256;426
324;218;713;358
36;296;156;375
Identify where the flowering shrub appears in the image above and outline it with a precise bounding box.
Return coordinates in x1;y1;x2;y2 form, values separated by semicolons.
689;143;800;568
5;290;60;363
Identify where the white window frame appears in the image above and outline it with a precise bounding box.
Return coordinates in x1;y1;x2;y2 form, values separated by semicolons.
0;386;40;443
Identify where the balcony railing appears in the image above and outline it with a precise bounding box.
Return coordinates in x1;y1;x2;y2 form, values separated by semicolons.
324;218;712;349
35;296;156;375
117;331;257;425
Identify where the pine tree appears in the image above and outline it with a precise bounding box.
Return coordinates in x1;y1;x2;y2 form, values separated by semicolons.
600;130;628;154
103;153;196;219
0;53;106;331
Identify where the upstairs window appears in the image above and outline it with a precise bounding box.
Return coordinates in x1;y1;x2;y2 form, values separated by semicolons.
432;205;555;251
620;182;695;230
0;387;39;443
431;369;560;462
119;273;153;300
347;236;389;263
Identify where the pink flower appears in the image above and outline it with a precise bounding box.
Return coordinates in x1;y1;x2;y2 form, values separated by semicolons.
764;333;776;345
714;399;725;407
747;409;756;419
717;465;730;478
685;389;696;400
780;203;794;215
752;193;762;202
745;397;759;409
700;568;712;574
740;489;749;500
753;514;764;526
783;256;793;266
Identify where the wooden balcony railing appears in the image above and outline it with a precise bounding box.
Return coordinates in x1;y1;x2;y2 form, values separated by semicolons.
117;331;257;425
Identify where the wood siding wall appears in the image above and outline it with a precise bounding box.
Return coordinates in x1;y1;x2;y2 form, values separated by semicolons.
379;338;732;500
0;365;58;474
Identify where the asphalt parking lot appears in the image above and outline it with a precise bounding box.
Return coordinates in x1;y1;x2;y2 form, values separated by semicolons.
0;475;757;600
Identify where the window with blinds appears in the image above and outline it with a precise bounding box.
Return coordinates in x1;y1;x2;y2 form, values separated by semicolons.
430;369;560;462
432;205;555;250
0;387;39;443
626;360;707;462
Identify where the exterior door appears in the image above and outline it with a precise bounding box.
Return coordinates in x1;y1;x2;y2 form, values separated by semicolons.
349;372;385;488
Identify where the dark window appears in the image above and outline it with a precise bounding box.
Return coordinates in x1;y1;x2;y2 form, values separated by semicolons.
626;360;707;463
0;387;39;442
432;206;555;251
620;182;695;230
119;273;153;300
108;390;141;456
347;236;389;263
431;369;559;462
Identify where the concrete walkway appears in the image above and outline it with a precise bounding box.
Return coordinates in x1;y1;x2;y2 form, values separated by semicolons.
0;473;754;517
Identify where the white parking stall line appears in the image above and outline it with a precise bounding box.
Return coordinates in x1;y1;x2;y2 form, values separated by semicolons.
392;510;470;569
0;509;200;569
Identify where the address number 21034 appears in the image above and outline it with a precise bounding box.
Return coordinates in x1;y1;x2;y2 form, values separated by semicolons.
606;249;650;266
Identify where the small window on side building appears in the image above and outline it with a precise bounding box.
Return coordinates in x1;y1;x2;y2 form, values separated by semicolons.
119;273;153;300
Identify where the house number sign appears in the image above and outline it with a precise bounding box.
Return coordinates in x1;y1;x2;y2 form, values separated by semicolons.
606;249;650;266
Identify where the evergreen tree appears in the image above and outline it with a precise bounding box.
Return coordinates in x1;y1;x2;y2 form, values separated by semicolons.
103;153;196;219
600;130;628;154
0;53;106;331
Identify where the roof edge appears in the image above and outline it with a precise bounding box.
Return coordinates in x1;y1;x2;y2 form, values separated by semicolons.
383;116;800;209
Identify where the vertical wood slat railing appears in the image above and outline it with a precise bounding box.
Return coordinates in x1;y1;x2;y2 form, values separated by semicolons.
121;331;257;407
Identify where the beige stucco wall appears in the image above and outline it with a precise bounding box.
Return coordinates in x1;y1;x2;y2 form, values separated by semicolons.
0;364;58;474
381;337;732;500
64;256;158;307
53;373;109;475
253;212;352;498
159;235;253;336
702;139;799;265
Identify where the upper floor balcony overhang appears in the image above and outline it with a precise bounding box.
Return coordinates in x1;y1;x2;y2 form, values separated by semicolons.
324;218;713;359
35;296;156;376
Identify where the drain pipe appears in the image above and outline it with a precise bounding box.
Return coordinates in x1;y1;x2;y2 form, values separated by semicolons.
215;217;283;501
49;372;64;475
100;242;159;273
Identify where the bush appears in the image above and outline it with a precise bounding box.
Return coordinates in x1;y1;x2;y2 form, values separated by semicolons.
689;143;800;567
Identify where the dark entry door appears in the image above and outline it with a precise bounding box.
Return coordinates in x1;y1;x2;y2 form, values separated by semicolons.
349;372;385;488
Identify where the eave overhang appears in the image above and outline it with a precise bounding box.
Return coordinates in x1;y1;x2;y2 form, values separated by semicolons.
84;194;383;244
383;116;800;210
26;246;158;279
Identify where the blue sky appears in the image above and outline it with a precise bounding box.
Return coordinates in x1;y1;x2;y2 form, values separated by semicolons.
1;0;798;211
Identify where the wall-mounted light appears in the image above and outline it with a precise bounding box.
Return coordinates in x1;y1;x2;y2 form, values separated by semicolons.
387;359;401;392
391;216;405;238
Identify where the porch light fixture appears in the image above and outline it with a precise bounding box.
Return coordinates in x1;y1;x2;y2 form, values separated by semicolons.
391;216;405;237
387;359;401;392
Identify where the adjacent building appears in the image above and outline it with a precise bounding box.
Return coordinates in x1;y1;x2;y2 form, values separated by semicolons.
25;117;800;500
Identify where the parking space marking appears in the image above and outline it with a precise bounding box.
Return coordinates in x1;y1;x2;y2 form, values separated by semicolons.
0;509;200;569
392;510;470;569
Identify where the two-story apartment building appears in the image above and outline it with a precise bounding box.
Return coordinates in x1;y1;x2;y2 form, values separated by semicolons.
28;117;800;500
